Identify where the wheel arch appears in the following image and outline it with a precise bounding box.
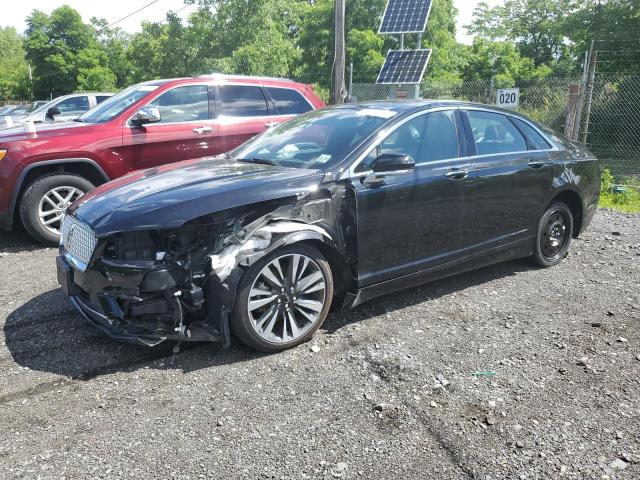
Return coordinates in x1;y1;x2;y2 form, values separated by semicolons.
548;189;584;238
10;158;110;219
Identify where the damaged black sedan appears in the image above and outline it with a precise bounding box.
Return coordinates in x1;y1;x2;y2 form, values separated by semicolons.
57;101;600;352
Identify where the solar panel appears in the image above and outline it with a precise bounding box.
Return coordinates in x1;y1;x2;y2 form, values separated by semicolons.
376;49;432;85
379;0;433;34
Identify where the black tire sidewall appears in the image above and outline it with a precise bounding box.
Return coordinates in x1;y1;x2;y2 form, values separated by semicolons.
19;174;94;246
232;244;334;353
533;202;573;268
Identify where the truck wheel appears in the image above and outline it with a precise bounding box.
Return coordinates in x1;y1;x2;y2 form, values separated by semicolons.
19;173;94;246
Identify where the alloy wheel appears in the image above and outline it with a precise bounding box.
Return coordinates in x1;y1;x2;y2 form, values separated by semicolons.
247;253;327;344
38;186;84;236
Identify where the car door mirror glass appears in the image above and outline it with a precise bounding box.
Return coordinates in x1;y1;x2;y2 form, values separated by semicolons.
371;153;415;173
46;106;61;119
131;106;161;126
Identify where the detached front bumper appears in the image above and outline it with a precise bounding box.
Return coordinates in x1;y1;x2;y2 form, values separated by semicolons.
56;255;223;346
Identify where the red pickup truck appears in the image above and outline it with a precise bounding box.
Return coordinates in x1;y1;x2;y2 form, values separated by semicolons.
0;75;324;244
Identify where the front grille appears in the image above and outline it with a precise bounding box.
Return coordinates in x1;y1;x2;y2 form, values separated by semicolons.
61;215;97;271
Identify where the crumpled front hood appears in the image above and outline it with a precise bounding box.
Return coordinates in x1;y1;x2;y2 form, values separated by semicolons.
68;157;324;236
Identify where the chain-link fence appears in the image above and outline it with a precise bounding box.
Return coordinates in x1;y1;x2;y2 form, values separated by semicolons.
352;71;640;179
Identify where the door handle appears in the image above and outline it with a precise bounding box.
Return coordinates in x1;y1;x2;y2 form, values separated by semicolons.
445;169;469;180
528;160;545;169
193;126;212;134
265;121;279;129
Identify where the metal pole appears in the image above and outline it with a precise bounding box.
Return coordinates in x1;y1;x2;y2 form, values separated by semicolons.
573;44;592;141
331;0;346;105
580;44;597;144
348;62;353;102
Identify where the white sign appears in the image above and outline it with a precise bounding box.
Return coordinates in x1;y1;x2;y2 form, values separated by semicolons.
496;88;520;109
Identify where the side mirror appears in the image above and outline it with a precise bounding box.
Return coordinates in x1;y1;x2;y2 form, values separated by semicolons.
363;153;415;187
46;106;61;119
131;106;161;126
371;153;415;173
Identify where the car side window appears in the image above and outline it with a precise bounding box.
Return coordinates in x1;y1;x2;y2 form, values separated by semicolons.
56;96;90;116
356;110;459;172
148;85;209;123
510;117;552;151
219;85;269;117
266;87;312;115
96;95;112;104
467;110;527;155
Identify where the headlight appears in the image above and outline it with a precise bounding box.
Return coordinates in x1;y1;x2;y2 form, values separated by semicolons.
0;149;6;161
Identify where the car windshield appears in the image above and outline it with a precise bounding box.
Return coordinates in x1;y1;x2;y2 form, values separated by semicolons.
232;106;397;169
76;85;159;124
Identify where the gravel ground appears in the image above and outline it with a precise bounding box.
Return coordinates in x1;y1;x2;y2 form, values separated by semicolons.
0;210;639;480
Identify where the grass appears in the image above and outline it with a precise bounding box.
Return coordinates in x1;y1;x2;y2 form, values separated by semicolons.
599;169;640;213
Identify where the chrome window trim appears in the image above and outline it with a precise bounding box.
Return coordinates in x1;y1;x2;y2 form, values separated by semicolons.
343;106;463;180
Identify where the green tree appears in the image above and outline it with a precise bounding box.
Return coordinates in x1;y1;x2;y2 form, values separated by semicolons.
0;27;31;100
467;0;576;67
463;38;551;87
24;6;117;98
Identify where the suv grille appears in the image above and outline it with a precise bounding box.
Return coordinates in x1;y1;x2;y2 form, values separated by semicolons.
61;215;97;271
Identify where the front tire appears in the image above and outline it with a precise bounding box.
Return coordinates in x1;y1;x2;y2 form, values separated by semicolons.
232;244;334;353
531;201;573;267
19;173;94;246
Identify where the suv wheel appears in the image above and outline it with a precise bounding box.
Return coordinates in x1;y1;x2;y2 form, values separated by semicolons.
19;174;94;246
232;244;334;353
531;201;573;267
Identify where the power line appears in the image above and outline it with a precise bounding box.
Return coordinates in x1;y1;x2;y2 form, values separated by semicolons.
99;0;163;32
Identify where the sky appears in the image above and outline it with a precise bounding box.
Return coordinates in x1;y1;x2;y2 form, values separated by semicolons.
3;0;503;44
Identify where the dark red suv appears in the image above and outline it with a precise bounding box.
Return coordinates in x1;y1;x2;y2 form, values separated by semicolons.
0;75;324;244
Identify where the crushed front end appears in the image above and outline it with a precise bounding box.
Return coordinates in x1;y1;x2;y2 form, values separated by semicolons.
56;191;350;347
57;214;230;346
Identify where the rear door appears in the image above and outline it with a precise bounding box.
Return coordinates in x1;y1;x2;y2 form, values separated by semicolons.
214;84;278;153
122;84;218;170
462;109;555;250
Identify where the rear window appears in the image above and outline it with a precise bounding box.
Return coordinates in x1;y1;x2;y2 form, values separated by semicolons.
266;87;312;115
219;85;268;117
467;110;527;155
511;117;552;151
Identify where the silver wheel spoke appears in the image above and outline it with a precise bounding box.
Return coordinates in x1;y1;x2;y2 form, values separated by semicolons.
297;271;323;293
249;294;278;311
255;305;278;331
43;195;58;209
51;190;65;203
43;215;63;226
261;266;282;288
294;305;315;323
295;298;323;312
286;309;300;338
63;188;77;203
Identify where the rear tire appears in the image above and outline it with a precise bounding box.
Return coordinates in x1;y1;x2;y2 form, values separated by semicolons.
19;173;94;246
232;244;334;353
531;201;573;268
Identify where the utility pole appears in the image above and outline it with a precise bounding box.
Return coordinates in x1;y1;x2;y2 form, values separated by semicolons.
331;0;346;105
580;41;598;144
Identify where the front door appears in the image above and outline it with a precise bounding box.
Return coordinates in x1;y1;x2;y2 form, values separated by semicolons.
122;84;218;171
352;109;475;287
